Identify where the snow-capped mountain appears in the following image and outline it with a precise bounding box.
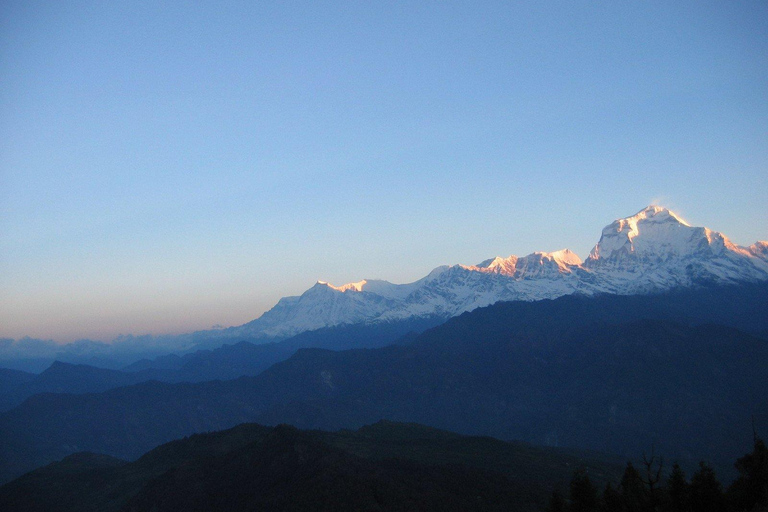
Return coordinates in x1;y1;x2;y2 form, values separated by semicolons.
583;206;768;293
233;206;768;339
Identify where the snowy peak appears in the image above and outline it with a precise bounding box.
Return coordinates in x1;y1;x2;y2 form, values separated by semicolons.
587;205;702;263
472;256;519;276
317;280;368;293
469;249;581;278
513;250;582;279
748;241;768;260
527;249;583;269
312;279;422;300
639;205;690;225
582;205;768;292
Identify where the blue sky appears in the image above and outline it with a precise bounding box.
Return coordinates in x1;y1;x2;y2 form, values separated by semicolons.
1;1;766;342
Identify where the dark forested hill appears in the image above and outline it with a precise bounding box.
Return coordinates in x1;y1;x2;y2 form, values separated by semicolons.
1;283;766;483
0;421;624;512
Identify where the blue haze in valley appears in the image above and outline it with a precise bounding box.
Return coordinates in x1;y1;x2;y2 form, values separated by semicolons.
1;1;767;346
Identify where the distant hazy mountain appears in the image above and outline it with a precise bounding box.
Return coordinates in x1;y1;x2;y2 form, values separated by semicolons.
0;317;442;412
0;334;233;373
228;206;768;339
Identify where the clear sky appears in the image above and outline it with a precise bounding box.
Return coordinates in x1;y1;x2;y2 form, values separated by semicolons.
1;1;766;342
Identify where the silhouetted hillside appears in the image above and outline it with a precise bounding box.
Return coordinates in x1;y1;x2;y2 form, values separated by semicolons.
0;421;625;512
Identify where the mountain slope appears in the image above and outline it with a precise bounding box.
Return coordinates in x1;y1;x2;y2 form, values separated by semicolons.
0;369;35;412
229;206;768;339
253;319;768;472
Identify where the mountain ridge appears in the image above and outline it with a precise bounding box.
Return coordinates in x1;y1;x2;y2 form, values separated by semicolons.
230;206;768;339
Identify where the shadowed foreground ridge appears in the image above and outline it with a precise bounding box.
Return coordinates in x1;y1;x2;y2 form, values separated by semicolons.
0;421;624;512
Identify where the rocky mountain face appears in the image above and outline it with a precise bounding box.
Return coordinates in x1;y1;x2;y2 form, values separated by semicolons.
231;206;768;338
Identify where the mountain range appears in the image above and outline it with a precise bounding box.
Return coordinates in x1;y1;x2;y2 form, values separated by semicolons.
227;205;768;339
3;205;766;372
1;205;767;506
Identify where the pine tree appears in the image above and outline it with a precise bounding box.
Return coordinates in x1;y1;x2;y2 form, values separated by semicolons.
689;461;726;512
570;469;599;512
665;462;689;512
601;481;623;512
547;489;567;512
728;434;768;511
620;461;647;512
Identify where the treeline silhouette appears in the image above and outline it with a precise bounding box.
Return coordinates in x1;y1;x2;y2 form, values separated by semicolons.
550;434;768;512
